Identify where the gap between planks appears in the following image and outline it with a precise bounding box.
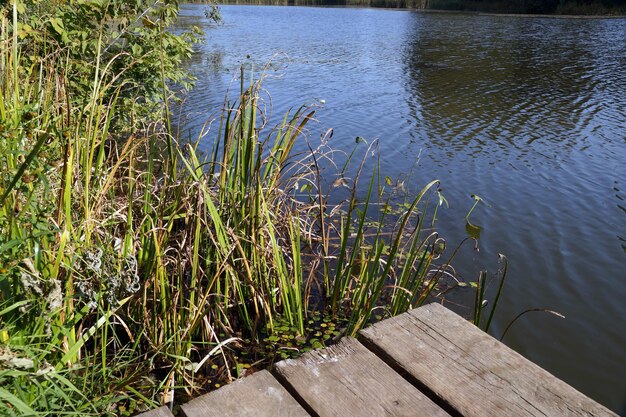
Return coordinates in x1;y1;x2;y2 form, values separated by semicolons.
136;303;617;417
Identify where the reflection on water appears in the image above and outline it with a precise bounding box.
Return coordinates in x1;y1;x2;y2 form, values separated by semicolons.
175;6;626;411
403;14;626;164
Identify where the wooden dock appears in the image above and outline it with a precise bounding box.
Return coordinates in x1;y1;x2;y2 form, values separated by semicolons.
138;303;617;417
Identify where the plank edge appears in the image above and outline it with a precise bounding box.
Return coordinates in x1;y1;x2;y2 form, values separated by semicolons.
356;331;463;417
270;365;322;417
359;303;618;417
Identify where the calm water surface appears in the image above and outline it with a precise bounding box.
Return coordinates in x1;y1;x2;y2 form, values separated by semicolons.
176;5;626;411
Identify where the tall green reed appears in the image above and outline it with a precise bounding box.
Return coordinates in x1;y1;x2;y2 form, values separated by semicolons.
0;1;209;412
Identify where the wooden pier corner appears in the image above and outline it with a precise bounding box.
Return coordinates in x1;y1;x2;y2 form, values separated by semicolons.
138;303;617;417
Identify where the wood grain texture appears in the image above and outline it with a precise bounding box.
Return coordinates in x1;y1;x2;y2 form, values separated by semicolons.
274;336;450;417
359;302;617;417
180;369;310;417
134;406;175;417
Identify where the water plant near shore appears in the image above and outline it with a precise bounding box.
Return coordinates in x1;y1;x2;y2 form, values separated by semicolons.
0;1;500;414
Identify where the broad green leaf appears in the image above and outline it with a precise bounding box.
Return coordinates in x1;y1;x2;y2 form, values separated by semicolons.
465;220;481;239
0;387;36;415
131;44;143;56
50;18;64;35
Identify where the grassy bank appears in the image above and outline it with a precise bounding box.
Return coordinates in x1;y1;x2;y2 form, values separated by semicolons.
0;1;506;415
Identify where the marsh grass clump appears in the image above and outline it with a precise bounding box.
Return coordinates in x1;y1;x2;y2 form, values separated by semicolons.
0;1;497;414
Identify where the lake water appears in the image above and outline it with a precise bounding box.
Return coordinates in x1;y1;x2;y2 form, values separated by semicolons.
175;5;626;412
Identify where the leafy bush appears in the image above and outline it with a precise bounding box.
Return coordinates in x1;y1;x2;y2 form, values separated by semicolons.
13;0;202;129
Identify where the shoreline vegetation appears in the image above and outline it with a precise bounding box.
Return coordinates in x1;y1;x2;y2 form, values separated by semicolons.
0;1;506;415
212;0;626;15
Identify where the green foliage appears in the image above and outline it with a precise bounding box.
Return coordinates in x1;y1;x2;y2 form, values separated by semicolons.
12;0;202;129
0;1;210;414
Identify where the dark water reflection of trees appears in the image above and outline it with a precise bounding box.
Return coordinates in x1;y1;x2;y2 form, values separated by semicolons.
401;14;626;162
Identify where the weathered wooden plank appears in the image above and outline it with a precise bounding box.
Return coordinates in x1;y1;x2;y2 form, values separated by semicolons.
359;302;617;417
274;336;450;417
180;369;310;417
134;405;175;417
